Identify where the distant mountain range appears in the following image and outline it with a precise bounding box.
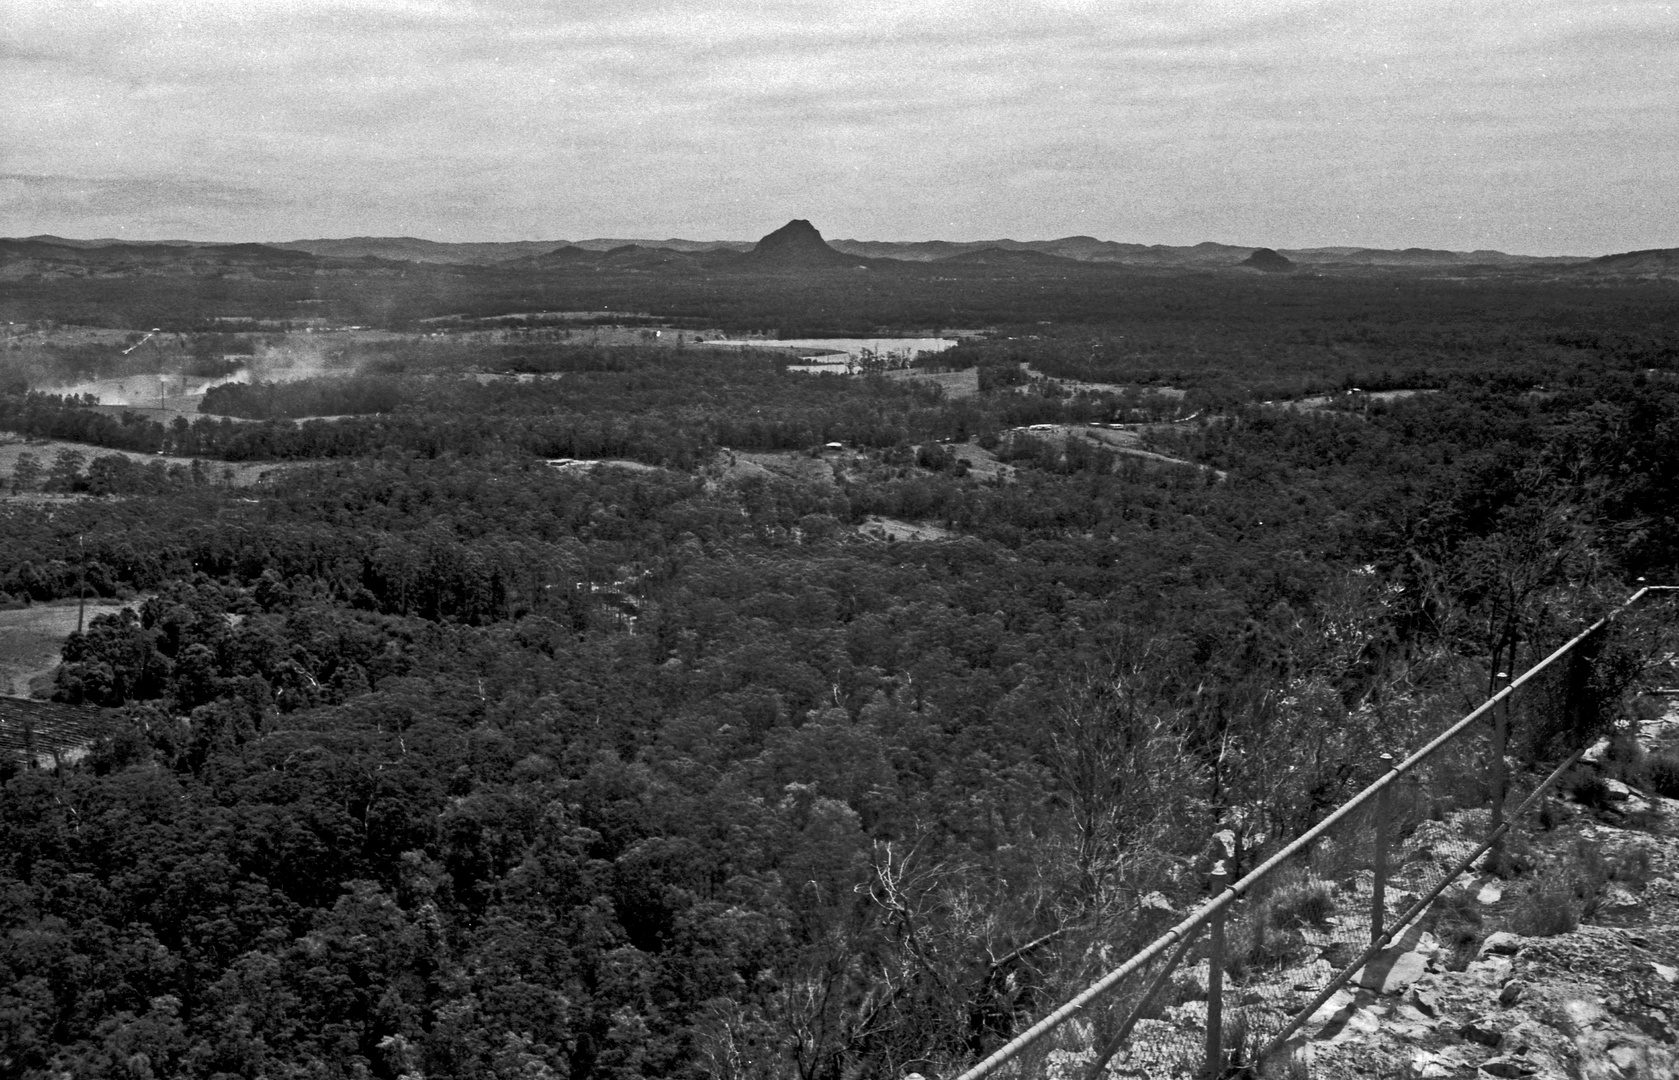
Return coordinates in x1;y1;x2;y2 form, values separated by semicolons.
5;225;1674;278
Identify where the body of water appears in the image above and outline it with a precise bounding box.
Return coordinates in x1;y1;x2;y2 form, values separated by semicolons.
714;337;957;368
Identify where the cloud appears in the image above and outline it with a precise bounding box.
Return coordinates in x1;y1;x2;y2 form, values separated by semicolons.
1;0;1674;251
0;173;277;218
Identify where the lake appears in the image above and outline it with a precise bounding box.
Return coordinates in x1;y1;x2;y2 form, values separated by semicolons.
713;337;958;370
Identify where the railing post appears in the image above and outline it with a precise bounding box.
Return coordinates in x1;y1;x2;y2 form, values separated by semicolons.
1488;671;1510;869
1370;754;1394;944
1204;861;1228;1079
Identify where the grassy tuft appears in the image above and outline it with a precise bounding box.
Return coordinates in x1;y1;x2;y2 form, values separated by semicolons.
1428;889;1484;970
1507;840;1610;936
1267;880;1335;930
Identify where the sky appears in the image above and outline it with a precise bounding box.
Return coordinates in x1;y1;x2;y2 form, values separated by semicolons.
2;0;1675;255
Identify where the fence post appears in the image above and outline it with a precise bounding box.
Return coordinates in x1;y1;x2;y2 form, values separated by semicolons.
1204;861;1228;1079
1488;671;1509;868
1370;754;1394;944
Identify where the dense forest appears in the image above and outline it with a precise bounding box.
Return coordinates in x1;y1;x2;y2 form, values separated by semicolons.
1;263;1677;1079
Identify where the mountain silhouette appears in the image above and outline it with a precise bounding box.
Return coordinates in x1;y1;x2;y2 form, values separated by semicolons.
937;246;1080;267
747;220;863;267
1241;247;1295;273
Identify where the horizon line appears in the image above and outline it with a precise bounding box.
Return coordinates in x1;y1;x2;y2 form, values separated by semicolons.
6;229;1635;261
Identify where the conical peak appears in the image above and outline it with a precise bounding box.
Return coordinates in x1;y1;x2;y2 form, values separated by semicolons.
750;219;857;265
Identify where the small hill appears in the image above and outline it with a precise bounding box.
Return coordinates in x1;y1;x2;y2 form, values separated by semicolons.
0;237;320;278
274;237;572;264
746;220;865;268
568;237;753;254
937;246;1081;267
523;244;597;265
599;245;708;272
1240;247;1295;273
1576;248;1679;277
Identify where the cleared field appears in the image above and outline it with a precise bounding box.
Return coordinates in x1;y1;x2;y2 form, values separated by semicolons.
858;516;955;542
881;368;981;397
1021;365;1188;399
1015;424;1226;479
0;597;144;698
1285;388;1440;411
714;449;840;487
0;433;282;494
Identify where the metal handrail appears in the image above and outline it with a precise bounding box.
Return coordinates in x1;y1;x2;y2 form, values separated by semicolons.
948;585;1675;1080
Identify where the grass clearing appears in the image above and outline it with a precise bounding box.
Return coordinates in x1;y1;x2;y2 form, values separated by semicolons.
0;597;147;698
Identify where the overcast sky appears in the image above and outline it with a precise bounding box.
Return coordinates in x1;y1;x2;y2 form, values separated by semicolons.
2;0;1675;254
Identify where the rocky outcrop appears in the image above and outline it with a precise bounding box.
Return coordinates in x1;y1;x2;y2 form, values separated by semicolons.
1036;714;1679;1080
1264;801;1679;1078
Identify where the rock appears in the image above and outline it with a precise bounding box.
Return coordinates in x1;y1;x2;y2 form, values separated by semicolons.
1559;997;1607;1031
1398;1003;1434;1025
1619;793;1653;815
1479;932;1522;957
1479;1057;1538;1078
1649;962;1677;984
1478;880;1506;904
1462;1017;1505;1049
1597;884;1642;917
1357;948;1431;994
1500;981;1527;1007
1309;988;1357;1024
1408;987;1443;1017
1469;956;1514;985
1602;778;1633;802
1607;1045;1640;1071
1042;1048;1094;1080
1329;1005;1383;1043
1410;1050;1452;1078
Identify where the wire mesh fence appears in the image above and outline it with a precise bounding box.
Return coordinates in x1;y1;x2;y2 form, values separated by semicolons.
947;587;1675;1080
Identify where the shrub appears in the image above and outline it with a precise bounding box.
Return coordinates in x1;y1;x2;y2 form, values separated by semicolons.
1509;874;1581;936
1564;768;1613;809
1646;752;1679;798
1268;880;1335;930
1603;730;1647;786
1612;847;1653;885
1508;840;1609;936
